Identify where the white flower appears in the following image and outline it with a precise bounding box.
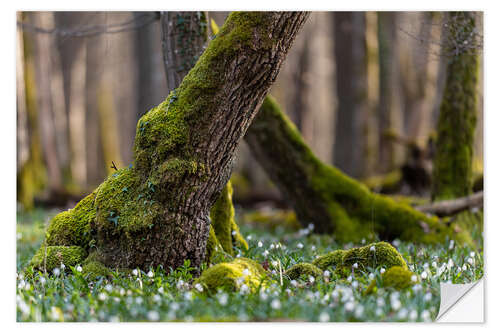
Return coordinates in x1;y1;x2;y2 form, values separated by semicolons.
391;298;401;311
462;264;467;271
270;244;275;249
392;239;401;247
319;312;330;322
347;275;353;283
470;251;476;258
184;291;192;300
158;286;164;294
258;241;263;248
423;263;429;269
194;283;203;292
380;268;386;274
352;281;359;288
421;271;428;279
297;243;304;249
449;240;455;250
240;284;249;294
352;262;358;269
370;245;376;252
421;309;431;321
147;270;154;278
60;263;66;270
311;245;316;251
135;296;143;304
263;250;269;257
467;257;474;265
308;223;314;230
217;292;228;306
105;284;113;293
231;230;237;236
290;280;298;287
308;275;315;283
271;299;281;310
412;284;422;292
375;308;383;316
345;301;355;312
409;309;418;321
432;261;438;268
424;292;432;302
447;258;454;269
376;297;384;307
398;308;408;319
369;273;375;280
53;268;61;276
324;270;331;278
39;277;46;285
411;275;418;282
176;279;184;289
246;235;252;241
132;269;138;276
260;291;268;301
147;310;159;321
98;293;107;301
76;265;82;272
242;268;249;277
153;294;161;303
271;260;278;267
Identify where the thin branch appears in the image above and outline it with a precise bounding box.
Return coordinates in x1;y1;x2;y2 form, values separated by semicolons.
415;191;483;216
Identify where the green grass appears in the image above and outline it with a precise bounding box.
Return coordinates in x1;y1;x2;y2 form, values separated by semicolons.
16;207;483;322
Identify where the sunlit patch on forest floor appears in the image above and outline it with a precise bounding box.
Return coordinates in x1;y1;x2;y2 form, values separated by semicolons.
16;207;483;322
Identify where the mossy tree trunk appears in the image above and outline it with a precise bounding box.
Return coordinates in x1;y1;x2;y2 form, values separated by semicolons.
36;12;309;273
431;12;479;201
245;96;466;244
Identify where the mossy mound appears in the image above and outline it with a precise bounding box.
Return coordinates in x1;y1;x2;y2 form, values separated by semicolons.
365;266;416;294
195;258;267;293
28;245;87;274
284;263;322;281
81;252;113;280
312;242;407;277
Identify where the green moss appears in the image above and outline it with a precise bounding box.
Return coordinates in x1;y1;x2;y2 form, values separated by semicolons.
242;209;301;231
28;245;87;274
45;191;96;248
362;170;402;192
284;263;322;281
210;181;248;256
312;250;346;271
81;252;112;280
195;258;267;293
365;266;416;294
312;242;407;277
432;12;478;201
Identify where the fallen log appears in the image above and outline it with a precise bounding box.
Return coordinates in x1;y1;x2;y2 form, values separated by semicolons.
415;191;483;217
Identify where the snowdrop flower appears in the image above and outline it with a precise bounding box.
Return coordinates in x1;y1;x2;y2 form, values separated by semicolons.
370;245;376;252
258;241;263;248
462;264;467;271
242;268;249;277
231;230;237;236
194;283;203;292
421;271;428;279
135;296;143;304
158;286;164;294
297;243;304;249
352;281;359;288
290;279;298;287
60;263;66;270
412;284;422;292
411;275;418;283
176;279;184;289
311;245;316;251
319;312;330;322
285;288;292;296
449;239;455;250
376;297;385;307
392;239;401;247
153;294;161;303
375;308;383;316
309;276;315;284
39;276;46;285
270;244;275;250
470;251;476;258
147;270;154;278
391;298;402;311
421;309;431;321
217;293;228;306
355;305;364;317
147;310;159;321
263;250;269;257
409;309;418;321
184;291;193;300
75;265;82;272
352;262;358;269
345;301;355;312
246;235;252;241
467;257;474;265
271;299;281;310
240;284;249;295
105;284;113;293
132;269;138;276
170;302;180;311
347;275;353;283
432;261;438;268
308;223;314;230
271;270;277;275
380;268;386;274
53;268;61;276
324;270;331;278
447;258;454;269
331;290;339;301
271;260;278;268
423;263;429;269
98;293;107;301
369;273;375;280
424;292;432;302
260;291;268;301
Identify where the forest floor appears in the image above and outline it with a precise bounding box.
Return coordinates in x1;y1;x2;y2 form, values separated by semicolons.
16;206;483;322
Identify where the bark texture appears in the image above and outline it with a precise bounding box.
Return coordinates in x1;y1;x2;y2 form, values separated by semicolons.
245;96;468;244
432;12;479;200
33;12;309;273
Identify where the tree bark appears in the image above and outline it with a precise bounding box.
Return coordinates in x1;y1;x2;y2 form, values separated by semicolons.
245;96;466;244
332;12;368;178
431;12;479;200
38;12;309;273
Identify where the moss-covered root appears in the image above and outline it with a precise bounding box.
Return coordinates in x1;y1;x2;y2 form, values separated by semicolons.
245;95;468;244
284;263;322;281
209;181;248;256
195;258;267;293
312;242;407;276
28;245;87;274
365;266;417;295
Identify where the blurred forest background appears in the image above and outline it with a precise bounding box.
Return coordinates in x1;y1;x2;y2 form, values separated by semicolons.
16;11;483;212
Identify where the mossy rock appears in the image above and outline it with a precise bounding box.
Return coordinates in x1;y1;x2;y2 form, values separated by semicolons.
195;258;267;293
284;263;322;281
312;242;407;277
365;266;416;294
28;245;87;274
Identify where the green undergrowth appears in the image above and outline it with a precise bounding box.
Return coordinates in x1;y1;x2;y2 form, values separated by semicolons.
17;206;483;322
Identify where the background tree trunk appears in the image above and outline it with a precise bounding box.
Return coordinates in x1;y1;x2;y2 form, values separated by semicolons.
432;12;479;200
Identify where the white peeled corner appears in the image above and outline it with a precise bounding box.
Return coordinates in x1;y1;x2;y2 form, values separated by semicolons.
436;278;484;322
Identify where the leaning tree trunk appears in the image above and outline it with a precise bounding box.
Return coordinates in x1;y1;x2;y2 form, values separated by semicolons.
245;96;469;244
31;12;309;274
431;12;479;201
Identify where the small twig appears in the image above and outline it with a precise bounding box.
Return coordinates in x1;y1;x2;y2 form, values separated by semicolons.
110;161;118;171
